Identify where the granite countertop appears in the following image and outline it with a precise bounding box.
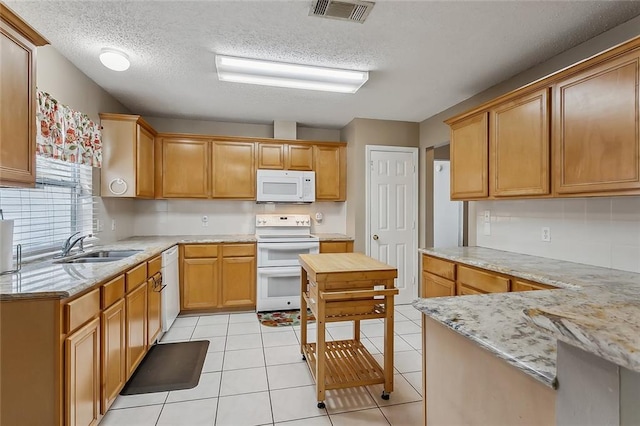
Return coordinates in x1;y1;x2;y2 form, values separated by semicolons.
0;234;256;301
414;246;640;388
313;233;354;241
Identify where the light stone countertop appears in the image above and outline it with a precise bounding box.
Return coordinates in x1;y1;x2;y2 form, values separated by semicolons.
0;235;256;301
313;233;354;241
414;246;640;388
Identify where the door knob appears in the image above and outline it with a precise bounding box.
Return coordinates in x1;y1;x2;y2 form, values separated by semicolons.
372;234;379;240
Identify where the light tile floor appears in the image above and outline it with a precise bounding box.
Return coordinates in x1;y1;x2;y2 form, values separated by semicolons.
102;303;423;426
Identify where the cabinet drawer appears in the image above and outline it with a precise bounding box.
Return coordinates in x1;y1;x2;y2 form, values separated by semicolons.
512;279;556;292
457;265;510;293
320;241;353;253
148;255;162;277
422;255;456;281
222;244;255;257
422;272;455;298
126;263;148;292
65;288;100;334
184;244;218;258
458;283;484;296
102;275;125;309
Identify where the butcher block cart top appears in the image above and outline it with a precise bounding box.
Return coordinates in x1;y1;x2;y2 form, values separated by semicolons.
298;253;399;409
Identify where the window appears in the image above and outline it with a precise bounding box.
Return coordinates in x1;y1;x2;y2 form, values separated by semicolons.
0;157;95;259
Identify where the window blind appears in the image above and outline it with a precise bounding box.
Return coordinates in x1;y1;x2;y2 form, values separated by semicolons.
0;157;96;260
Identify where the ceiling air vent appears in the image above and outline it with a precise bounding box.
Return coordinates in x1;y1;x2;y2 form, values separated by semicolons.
309;0;375;24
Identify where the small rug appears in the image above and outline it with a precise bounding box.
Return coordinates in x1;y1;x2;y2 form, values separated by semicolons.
257;309;315;327
120;340;209;395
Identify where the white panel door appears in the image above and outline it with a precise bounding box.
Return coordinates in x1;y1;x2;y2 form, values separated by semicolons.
368;148;418;305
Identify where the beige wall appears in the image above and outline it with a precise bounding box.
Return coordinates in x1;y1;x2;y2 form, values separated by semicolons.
341;118;420;252
36;46;129;122
419;13;640;251
144;116;341;141
36;45;134;243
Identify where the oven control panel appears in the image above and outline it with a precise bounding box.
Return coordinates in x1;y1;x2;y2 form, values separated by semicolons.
255;214;311;227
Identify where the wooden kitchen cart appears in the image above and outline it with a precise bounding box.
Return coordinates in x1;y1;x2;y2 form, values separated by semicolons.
298;253;398;408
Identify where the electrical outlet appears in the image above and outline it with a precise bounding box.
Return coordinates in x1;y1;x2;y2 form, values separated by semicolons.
202;215;209;227
484;210;491;223
111;219;116;231
541;227;551;242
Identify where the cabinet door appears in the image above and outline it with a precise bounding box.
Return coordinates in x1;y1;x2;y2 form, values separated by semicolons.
450;112;489;199
0;22;36;187
162;138;209;198
287;144;314;170
422;272;455;298
554;51;640;194
220;256;256;308
101;299;125;414
491;89;550;197
257;143;284;169
314;145;346;200
125;283;147;378
182;258;219;310
512;279;556;292
319;241;353;253
147;277;162;346
65;316;100;426
136;125;155;198
457;284;484;296
212;141;255;198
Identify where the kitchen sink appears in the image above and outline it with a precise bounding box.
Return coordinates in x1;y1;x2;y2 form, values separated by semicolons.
56;249;143;264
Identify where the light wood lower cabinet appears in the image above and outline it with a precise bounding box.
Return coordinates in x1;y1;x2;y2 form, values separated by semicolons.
220;255;256;308
181;243;256;312
125;283;147;378
65;316;100;426
319;240;354;253
421;254;557;298
182;257;219;310
147;277;162;346
101;298;126;414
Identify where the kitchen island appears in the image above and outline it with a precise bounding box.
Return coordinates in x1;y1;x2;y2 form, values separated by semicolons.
413;247;640;425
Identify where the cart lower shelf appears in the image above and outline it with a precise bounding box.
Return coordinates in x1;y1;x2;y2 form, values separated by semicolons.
302;339;386;390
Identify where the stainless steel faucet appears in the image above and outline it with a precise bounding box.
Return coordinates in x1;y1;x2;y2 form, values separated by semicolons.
57;232;92;258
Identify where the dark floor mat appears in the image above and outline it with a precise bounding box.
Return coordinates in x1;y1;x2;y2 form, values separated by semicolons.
120;340;209;395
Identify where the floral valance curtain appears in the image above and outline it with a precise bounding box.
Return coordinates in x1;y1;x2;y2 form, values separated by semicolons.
36;90;102;167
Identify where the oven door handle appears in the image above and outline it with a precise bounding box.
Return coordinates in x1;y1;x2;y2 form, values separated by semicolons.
258;242;319;251
258;268;301;278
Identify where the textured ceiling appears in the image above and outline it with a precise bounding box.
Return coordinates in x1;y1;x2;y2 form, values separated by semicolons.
8;1;640;128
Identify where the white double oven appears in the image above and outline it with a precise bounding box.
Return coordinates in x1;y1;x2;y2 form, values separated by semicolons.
256;214;319;312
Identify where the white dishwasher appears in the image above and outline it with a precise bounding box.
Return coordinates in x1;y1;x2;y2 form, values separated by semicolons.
161;246;180;332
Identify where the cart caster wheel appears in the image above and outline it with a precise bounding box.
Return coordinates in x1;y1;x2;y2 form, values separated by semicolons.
302;355;306;361
317;402;326;409
381;392;390;400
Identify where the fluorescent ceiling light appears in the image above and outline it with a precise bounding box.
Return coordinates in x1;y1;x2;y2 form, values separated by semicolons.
99;48;130;71
215;55;368;94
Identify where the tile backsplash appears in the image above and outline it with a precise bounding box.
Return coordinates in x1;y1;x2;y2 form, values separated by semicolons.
131;200;346;236
475;197;640;273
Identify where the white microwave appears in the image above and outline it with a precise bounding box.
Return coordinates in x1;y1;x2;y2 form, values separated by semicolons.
256;170;315;203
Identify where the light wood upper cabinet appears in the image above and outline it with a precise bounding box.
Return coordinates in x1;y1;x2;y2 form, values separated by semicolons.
161;137;209;198
100;114;156;198
553;50;640;195
314;144;346;201
449;112;489;199
212;141;255;198
287;144;314;170
0;5;47;188
257;142;314;171
257;143;285;169
491;89;550;197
